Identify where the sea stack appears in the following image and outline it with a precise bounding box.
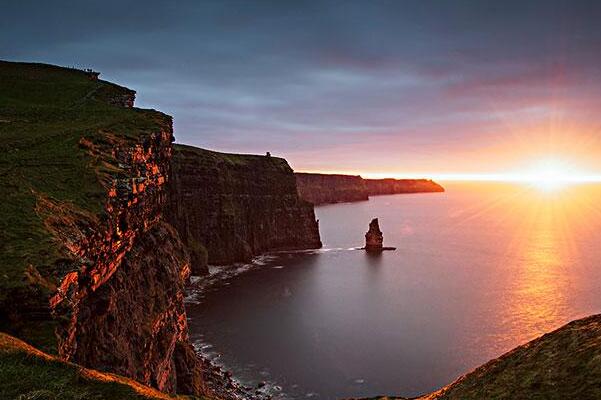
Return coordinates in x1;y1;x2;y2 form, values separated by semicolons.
365;218;384;251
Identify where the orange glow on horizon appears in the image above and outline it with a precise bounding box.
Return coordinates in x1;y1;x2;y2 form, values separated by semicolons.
303;157;601;192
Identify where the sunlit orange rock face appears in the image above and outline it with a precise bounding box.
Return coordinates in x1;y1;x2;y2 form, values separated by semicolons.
31;93;205;394
43;130;197;394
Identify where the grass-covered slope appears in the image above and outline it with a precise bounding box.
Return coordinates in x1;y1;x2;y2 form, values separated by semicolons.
0;332;190;400
0;61;170;349
423;314;601;400
362;314;601;400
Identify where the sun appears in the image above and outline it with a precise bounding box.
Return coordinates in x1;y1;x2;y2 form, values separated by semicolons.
518;158;584;192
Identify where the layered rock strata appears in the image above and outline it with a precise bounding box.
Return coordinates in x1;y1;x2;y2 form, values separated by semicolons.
0;62;204;395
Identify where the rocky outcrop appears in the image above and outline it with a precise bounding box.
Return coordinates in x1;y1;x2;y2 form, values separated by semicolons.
167;145;322;274
295;173;444;205
0;62;204;396
364;218;384;251
365;178;444;196
295;173;368;205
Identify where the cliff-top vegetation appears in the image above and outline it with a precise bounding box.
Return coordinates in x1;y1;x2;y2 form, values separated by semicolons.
0;61;170;349
359;314;601;400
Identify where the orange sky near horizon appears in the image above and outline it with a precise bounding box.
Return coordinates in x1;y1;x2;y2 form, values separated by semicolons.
286;112;601;182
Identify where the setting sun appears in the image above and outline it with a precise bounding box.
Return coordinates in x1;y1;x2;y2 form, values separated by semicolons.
519;159;575;192
503;158;601;192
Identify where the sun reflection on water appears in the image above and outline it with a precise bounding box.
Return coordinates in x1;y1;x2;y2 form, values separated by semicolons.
495;183;599;350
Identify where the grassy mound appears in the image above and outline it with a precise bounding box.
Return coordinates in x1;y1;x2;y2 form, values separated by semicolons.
0;332;193;400
424;314;601;400
362;314;601;400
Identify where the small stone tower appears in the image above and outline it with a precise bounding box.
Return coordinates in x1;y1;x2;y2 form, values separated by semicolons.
365;218;383;252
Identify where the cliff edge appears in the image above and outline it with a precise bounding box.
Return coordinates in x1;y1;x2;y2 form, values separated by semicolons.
167;145;322;273
0;61;204;395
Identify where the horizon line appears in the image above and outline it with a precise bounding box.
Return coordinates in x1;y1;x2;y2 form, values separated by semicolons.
297;170;601;183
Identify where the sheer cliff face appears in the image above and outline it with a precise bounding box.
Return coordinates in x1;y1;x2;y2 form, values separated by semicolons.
295;173;369;205
167;145;322;273
0;62;203;396
47;130;204;395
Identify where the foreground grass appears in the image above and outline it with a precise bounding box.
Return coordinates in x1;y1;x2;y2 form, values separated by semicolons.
0;332;193;400
361;314;601;400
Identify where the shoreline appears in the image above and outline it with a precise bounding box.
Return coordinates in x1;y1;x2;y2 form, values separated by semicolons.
186;256;287;400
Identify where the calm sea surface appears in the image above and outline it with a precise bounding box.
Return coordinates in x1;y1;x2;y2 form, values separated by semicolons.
187;182;601;399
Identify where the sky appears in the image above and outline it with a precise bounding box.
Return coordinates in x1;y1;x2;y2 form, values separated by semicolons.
3;0;601;179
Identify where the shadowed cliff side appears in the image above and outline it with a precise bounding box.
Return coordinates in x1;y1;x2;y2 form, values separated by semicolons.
353;314;601;400
0;61;205;396
167;145;322;274
295;173;369;205
365;179;444;196
295;173;444;205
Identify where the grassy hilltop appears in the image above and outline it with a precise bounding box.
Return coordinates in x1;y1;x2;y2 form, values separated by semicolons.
0;61;171;350
359;314;601;400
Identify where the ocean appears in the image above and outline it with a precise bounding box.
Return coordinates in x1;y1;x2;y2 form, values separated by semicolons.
186;182;601;399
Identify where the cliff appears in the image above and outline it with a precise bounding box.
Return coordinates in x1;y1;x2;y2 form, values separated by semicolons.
295;173;444;205
295;172;368;205
365;178;444;196
167;145;322;273
356;314;601;400
0;61;204;395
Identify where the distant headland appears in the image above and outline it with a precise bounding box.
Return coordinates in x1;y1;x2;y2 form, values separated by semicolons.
295;172;444;205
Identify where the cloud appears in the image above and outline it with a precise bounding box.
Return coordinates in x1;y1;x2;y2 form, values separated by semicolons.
2;0;601;173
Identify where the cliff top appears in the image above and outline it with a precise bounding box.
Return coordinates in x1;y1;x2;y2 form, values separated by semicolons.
0;332;193;400
295;172;364;179
0;61;171;347
174;143;291;172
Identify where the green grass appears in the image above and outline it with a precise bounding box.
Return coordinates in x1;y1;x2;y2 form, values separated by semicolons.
174;143;291;171
360;314;601;400
0;332;190;400
0;61;170;348
426;314;601;399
